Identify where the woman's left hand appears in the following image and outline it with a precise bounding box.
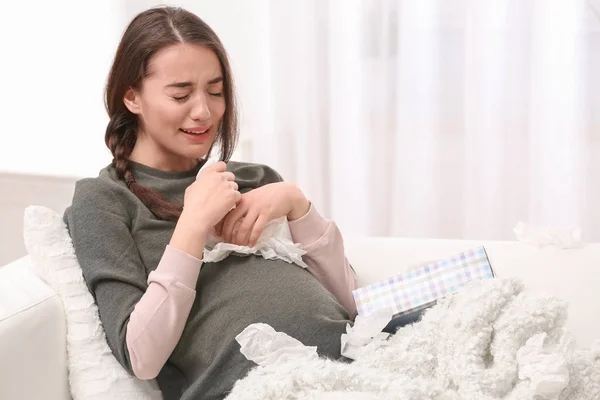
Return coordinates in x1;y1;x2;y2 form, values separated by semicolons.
218;182;310;247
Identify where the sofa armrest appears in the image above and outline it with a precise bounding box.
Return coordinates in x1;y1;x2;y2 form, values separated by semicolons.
0;256;70;400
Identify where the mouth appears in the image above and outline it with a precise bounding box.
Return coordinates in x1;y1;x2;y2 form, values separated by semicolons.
180;126;211;135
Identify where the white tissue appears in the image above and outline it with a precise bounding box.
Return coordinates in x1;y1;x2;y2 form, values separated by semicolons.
198;156;220;173
235;323;318;366
516;331;573;399
340;308;394;360
198;157;308;268
203;217;308;268
514;221;584;249
235;309;393;368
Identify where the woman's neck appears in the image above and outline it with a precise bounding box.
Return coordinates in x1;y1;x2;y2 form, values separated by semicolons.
130;137;199;173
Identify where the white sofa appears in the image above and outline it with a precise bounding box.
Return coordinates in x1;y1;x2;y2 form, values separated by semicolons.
1;237;599;400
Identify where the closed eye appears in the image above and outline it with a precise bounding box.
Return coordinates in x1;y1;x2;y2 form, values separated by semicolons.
172;95;190;102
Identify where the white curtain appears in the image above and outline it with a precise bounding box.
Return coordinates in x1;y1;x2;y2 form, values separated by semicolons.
223;0;600;241
124;0;600;240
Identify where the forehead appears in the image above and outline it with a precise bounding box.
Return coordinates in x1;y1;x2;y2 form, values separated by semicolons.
146;43;222;84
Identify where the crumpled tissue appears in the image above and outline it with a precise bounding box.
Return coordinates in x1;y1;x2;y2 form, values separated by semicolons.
198;157;308;269
514;221;585;249
203;218;308;268
340;307;394;360
516;331;574;399
235;323;318;366
235;312;394;368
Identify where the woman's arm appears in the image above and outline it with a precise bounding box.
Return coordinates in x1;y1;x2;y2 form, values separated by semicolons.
66;179;204;380
67;163;238;380
288;204;358;318
125;241;204;380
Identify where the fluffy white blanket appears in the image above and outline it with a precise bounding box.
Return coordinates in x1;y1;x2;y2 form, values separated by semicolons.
225;279;600;400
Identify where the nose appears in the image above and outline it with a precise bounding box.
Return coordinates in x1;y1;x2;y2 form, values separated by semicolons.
190;93;211;121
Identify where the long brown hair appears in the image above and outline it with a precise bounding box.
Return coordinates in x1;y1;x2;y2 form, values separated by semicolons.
104;6;238;221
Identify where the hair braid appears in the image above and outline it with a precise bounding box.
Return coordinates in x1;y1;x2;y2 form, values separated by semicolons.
105;114;183;221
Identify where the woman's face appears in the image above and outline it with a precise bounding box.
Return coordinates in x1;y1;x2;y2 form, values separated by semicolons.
125;43;226;171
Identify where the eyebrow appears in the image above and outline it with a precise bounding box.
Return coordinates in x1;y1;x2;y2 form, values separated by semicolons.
207;76;224;85
165;76;223;89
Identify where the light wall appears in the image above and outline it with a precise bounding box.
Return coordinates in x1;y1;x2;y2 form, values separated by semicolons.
0;1;123;178
0;1;261;264
0;173;77;265
0;0;258;178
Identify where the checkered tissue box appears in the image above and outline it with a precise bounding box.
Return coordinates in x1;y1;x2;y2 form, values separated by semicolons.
352;246;495;317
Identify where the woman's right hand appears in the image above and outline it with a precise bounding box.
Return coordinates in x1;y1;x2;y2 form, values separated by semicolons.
170;161;240;258
184;161;240;231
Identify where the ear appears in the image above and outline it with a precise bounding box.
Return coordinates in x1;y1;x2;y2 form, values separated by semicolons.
123;88;142;115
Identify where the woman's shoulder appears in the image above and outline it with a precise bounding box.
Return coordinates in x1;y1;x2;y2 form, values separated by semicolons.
227;161;283;191
68;164;133;217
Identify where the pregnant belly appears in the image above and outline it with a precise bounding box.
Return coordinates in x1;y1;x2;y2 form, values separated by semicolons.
170;254;351;393
193;254;350;352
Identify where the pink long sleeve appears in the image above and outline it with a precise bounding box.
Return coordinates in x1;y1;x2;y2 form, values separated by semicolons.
125;207;357;380
126;245;202;379
288;205;358;318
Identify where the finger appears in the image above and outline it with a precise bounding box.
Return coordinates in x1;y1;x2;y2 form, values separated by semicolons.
222;201;246;243
210;161;227;172
248;214;269;248
221;171;235;182
230;181;239;191
198;161;226;179
220;213;236;244
233;190;242;205
214;219;225;237
235;211;259;246
230;219;242;245
201;160;226;175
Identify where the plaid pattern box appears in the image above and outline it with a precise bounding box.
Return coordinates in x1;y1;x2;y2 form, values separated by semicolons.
352;246;495;317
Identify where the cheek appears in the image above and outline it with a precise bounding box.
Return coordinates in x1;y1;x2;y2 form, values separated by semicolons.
143;98;189;129
210;98;226;121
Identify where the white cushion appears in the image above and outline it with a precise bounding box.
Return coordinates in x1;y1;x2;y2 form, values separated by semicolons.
0;257;70;400
23;205;162;400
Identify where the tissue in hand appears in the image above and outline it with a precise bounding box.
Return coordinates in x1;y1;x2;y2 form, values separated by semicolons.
197;156;308;268
203;217;308;268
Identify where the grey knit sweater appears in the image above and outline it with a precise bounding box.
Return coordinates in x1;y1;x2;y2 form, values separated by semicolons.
64;161;352;400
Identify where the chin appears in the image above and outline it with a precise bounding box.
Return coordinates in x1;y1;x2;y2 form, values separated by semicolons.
180;149;209;162
175;130;218;160
182;143;214;160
